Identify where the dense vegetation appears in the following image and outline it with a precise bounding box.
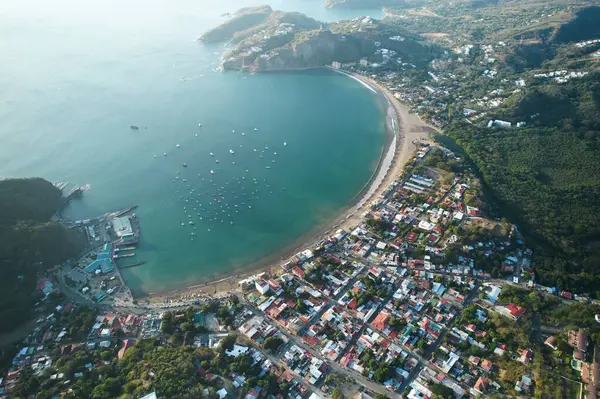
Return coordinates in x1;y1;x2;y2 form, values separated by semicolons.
0;178;85;332
446;119;600;292
13;338;291;399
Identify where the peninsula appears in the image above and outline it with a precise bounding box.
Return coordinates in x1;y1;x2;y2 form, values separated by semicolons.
200;6;434;72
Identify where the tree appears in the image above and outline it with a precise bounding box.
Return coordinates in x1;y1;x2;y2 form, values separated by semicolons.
180;322;194;333
331;388;345;399
170;332;183;346
263;337;283;352
100;350;112;361
219;334;236;352
431;383;454;399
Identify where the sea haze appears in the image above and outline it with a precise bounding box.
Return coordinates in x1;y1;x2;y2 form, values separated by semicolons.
0;0;386;295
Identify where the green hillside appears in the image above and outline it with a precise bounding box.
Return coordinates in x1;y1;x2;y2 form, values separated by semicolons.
0;178;85;332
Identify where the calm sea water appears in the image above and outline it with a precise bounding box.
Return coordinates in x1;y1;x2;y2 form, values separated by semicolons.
0;0;385;295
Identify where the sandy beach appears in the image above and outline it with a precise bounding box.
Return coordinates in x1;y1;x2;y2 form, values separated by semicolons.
139;70;434;305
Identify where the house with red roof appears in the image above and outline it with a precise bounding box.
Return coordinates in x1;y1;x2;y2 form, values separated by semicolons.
481;359;493;372
371;311;391;331
472;377;488;395
292;266;305;279
501;303;526;320
406;232;418;242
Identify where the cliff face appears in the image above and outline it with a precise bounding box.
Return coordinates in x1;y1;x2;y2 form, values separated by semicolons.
204;7;434;72
225;30;374;71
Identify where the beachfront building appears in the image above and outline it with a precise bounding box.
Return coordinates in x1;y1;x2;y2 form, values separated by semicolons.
112;216;135;241
85;243;115;274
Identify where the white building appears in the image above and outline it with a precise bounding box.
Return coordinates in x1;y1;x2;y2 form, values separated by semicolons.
255;279;270;295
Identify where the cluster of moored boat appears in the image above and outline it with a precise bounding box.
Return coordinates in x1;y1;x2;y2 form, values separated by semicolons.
154;124;288;239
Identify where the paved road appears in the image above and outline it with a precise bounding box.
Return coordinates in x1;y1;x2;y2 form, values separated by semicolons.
245;340;325;398
398;280;481;392
244;302;397;397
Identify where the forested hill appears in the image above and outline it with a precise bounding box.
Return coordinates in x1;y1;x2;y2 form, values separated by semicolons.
445;75;600;293
0;178;85;332
0;178;63;224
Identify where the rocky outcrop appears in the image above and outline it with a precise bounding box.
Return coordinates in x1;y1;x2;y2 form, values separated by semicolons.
203;7;434;72
223;30;374;71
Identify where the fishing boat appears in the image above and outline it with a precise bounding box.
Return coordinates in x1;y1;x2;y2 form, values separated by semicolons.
215;159;219;163
210;152;214;156
229;149;235;154
254;128;258;131
183;163;187;167
210;170;215;174
176;144;181;148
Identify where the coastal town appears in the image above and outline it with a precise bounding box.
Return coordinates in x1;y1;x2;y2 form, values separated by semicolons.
2;0;600;398
4;132;600;399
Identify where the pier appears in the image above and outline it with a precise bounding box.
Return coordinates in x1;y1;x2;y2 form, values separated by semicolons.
114;252;135;259
115;246;136;252
120;261;146;269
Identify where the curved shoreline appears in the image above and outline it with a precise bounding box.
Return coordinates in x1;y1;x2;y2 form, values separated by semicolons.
140;69;429;302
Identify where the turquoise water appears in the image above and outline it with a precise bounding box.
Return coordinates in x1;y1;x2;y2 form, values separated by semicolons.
0;0;385;295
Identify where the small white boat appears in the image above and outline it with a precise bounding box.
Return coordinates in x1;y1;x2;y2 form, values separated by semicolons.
176;144;180;148
215;159;219;163
195;133;198;137
210;170;215;174
229;149;235;154
265;146;268;150
254;128;258;131
164;152;167;156
181;222;185;226
274;152;277;155
198;123;202;127
284;142;287;146
153;154;157;158
232;129;235;133
253;149;257;152
242;132;245;136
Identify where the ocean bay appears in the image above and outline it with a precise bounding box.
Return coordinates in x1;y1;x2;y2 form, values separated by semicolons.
0;0;386;295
